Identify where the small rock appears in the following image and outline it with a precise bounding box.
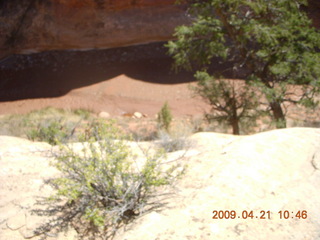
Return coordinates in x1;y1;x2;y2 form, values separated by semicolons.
133;112;143;119
98;111;110;119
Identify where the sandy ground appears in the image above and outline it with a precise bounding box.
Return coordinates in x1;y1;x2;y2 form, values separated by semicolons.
0;42;210;118
0;74;208;118
0;41;319;128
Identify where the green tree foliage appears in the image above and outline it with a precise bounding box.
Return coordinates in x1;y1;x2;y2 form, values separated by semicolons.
157;101;173;131
194;72;262;134
167;0;320;128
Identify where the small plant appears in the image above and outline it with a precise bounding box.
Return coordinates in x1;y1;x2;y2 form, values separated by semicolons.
35;120;185;239
156;120;194;152
156;130;191;153
27;119;73;145
73;108;92;120
157;101;172;132
0;107;91;141
130;127;158;142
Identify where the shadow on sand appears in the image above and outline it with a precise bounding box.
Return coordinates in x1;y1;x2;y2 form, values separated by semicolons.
0;41;234;101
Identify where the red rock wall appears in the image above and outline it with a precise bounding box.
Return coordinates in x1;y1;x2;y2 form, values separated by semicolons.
0;0;319;60
54;0;176;10
0;0;188;59
307;0;320;28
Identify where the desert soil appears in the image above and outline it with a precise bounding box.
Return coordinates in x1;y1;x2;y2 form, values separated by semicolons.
1;42;319;129
0;42;210;118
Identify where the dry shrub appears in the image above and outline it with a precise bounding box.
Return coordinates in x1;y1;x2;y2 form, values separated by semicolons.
33;119;185;239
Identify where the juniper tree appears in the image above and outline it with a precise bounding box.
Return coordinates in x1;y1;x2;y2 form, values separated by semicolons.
167;0;320;128
193;72;262;134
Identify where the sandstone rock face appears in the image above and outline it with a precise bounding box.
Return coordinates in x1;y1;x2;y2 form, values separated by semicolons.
307;0;320;28
116;128;320;240
0;0;189;59
1;128;320;239
1;0;319;61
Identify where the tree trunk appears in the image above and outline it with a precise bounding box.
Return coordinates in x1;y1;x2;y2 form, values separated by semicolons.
231;117;240;135
230;96;240;135
270;101;286;128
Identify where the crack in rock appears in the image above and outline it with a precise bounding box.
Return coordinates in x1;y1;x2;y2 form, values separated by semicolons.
311;151;320;171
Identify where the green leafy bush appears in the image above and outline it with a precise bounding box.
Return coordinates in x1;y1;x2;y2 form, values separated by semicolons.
0;107;92;142
73;108;92;120
157;102;172;132
38;120;185;239
27;119;72;145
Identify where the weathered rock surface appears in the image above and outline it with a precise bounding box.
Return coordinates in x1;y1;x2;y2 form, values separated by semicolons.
0;0;189;60
1;128;320;239
1;0;319;61
115;128;320;240
0;137;55;239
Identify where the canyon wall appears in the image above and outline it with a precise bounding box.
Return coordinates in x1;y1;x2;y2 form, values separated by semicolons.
0;0;189;60
0;0;319;60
